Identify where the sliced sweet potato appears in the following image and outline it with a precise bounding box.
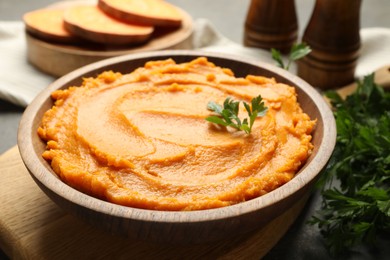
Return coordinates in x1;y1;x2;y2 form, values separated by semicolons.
63;5;154;45
23;8;78;43
98;0;183;27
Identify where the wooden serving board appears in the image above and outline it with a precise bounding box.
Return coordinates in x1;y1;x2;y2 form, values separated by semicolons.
25;1;194;77
0;146;308;259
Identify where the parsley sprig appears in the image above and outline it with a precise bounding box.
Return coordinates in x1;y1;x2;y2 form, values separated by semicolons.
310;74;390;256
271;42;312;70
206;95;268;134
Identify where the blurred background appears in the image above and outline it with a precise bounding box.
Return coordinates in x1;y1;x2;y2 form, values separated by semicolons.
1;0;389;44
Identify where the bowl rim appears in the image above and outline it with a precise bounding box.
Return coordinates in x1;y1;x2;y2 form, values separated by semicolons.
18;49;336;223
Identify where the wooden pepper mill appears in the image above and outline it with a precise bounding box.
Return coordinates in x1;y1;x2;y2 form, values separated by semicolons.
297;0;362;89
244;0;298;54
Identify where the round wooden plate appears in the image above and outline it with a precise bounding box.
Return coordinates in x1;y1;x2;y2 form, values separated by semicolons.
25;1;194;77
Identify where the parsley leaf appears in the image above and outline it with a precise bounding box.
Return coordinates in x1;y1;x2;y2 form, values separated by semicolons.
271;42;312;70
310;73;390;256
206;95;268;134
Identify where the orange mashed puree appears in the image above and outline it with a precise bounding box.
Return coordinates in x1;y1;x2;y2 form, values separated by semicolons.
38;57;315;211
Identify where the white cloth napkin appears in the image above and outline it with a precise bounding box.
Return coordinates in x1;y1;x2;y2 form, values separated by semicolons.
1;19;389;107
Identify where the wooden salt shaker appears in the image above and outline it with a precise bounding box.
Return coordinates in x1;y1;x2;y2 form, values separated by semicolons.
297;0;362;89
244;0;298;54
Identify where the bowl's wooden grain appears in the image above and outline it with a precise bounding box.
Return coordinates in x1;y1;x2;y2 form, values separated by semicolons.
18;50;336;244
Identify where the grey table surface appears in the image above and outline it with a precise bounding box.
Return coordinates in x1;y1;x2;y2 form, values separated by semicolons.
1;1;389;259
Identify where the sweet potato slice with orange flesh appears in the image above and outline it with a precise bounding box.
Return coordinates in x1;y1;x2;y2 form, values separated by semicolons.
23;9;78;43
63;5;154;45
98;0;182;27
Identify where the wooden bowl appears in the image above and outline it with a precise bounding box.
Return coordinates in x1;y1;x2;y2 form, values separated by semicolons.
18;50;336;244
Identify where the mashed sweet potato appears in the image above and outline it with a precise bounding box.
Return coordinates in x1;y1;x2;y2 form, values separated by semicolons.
38;57;315;211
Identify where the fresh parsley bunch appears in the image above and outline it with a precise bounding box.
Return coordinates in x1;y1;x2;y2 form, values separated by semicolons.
206;95;268;134
310;74;390;256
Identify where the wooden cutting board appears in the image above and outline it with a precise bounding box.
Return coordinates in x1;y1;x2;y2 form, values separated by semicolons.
0;146;308;259
3;63;388;259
